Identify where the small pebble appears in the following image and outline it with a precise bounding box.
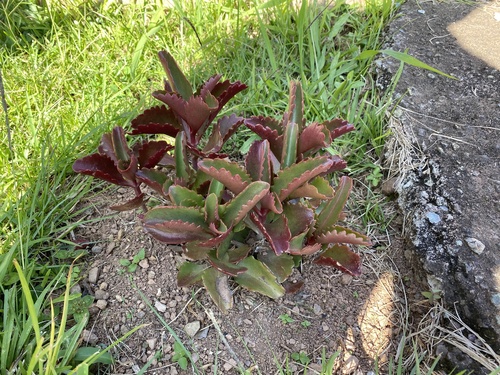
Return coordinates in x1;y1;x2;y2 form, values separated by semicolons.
155;301;167;313
146;338;157;350
426;212;441;224
184;321;201;338
94;290;109;300
81;329;99;345
340;274;353;285
88;267;100;284
96;300;107;310
465;237;485;255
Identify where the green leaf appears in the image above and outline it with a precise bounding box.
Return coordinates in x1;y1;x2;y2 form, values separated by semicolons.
174;132;192;182
281;121;299;169
144;206;207;228
202;268;233;312
315;176;352;235
73;347;114;365
288;81;303;128
356;49;456;79
119;259;131;266
177;356;188;370
207;250;248;276
204;193;219;225
198;158;252;195
133;248;146;263
257;251;294;283
158;50;193;100
169;185;204;207
177;262;207;287
183;241;211;260
272;156;333;201
222;181;270;226
128;264;138;273
234;257;285;299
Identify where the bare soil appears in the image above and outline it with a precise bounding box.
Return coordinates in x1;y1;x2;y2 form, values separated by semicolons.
72;185;420;375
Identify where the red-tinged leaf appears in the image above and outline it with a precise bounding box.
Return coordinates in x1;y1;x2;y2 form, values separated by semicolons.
183;241;211;260
288;176;334;200
199;74;222;97
73;154;133;187
202;268;233;313
198;159;252;195
287;81;304;129
322;118;355;140
144;220;212;244
110;193;146;211
314;244;362;276
207;250;248;276
97;132;116;162
129;105;181;136
245;140;272;183
144;206;208;228
227;244;251;263
177;262;208;287
211;80;247;111
203;114;244;153
282;203;314;236
135;140;172;168
259;192;283;214
245;116;282;132
198;228;232;248
316;176;352;235
111;127;132;167
136;168;171;196
184;95;216;135
117;152;139;183
315;226;371;246
298;123;327;158
244;116;283;157
324;155;348;174
272;156;333;201
288;243;322;256
257;251;294;283
158;50;193;100
222;181;270;227
251;213;291;256
283;280;304;294
168;185;204;207
234;257;285;299
281;122;299;169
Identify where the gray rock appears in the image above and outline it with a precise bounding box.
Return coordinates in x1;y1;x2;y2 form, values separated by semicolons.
154;301;167;313
465;237;485;255
184;321;200;338
87;267;100;284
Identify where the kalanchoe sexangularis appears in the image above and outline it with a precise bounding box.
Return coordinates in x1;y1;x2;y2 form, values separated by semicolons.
73;50;248;208
73;52;371;312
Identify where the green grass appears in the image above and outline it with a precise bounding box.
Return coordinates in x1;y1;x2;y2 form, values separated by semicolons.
0;0;411;373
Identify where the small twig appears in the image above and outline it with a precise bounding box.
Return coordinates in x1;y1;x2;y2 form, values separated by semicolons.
182;17;203;48
204;308;245;370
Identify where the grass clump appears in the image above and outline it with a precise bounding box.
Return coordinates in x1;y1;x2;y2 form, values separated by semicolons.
1;0;404;372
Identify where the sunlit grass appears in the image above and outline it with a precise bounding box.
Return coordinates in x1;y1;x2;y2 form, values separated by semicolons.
0;0;403;372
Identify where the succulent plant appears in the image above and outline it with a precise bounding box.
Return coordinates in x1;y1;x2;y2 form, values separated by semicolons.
73;51;371;312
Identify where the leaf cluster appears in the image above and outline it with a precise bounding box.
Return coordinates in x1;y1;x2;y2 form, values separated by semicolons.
73;51;371;311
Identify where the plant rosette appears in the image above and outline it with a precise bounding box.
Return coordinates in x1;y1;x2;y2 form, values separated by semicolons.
73;51;371;312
